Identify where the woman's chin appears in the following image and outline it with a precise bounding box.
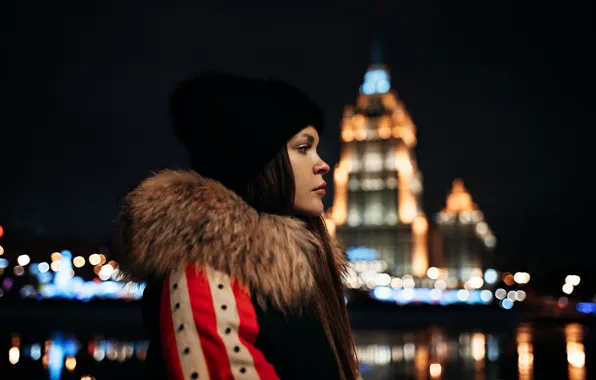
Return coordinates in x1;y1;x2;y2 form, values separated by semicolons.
294;201;324;218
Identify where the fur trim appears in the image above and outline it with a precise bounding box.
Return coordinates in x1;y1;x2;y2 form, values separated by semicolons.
115;170;347;311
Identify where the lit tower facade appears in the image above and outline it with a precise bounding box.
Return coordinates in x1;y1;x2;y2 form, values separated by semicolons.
329;48;429;278
434;179;497;286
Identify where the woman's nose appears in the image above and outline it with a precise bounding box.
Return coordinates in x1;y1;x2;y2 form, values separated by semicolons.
315;159;330;175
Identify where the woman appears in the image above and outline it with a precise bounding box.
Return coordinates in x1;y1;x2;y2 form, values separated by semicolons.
115;72;359;380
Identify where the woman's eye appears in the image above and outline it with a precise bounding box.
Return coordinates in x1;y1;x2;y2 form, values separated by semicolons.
297;145;310;154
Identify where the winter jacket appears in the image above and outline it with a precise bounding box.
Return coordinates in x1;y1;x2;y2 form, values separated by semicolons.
116;170;353;380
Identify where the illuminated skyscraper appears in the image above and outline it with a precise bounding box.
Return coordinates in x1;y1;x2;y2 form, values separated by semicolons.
329;43;429;278
434;179;497;285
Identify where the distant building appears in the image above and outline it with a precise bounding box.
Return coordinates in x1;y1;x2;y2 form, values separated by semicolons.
433;179;497;287
325;43;498;297
328;43;429;278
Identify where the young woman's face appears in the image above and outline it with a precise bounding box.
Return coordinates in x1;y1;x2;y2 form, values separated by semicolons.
286;126;330;217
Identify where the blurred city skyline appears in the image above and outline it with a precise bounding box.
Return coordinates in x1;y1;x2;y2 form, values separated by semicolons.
1;2;594;279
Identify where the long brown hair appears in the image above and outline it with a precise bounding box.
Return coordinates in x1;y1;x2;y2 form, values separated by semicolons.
240;148;358;380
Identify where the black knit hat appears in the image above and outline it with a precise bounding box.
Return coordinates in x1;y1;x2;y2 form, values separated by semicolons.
169;72;324;192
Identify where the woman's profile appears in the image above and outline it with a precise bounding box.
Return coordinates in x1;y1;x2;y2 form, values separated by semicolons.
115;72;359;380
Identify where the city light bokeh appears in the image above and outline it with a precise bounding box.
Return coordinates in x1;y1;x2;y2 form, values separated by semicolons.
0;246;144;302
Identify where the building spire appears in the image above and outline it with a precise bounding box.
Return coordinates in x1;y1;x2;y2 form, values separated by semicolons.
359;1;391;95
369;0;386;67
370;37;384;66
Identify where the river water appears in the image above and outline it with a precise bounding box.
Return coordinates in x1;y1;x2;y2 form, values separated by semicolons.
2;322;593;379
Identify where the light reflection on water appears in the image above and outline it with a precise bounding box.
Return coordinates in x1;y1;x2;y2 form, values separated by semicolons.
566;324;586;380
352;323;590;380
5;332;149;380
353;327;503;380
3;323;592;380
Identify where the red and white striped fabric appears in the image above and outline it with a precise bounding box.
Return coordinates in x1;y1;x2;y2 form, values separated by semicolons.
160;265;280;380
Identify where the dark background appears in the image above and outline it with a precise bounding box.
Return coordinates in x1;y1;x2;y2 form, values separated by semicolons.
1;2;594;293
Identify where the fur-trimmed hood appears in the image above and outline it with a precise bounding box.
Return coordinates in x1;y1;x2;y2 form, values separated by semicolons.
115;170;347;311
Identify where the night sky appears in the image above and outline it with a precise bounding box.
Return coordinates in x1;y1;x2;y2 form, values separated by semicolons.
2;2;594;283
